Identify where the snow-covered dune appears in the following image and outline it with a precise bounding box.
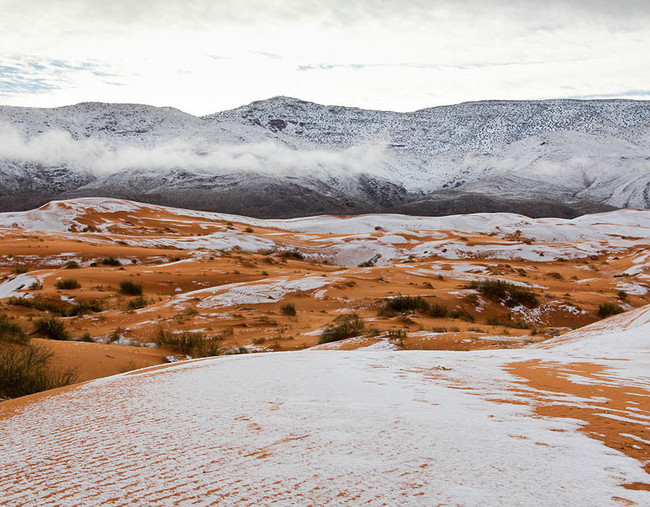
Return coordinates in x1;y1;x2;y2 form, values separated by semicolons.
1;306;649;505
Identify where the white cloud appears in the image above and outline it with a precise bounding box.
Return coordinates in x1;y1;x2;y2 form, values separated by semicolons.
0;124;389;177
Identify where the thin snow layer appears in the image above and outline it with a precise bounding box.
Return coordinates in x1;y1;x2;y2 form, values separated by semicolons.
1;350;648;505
0;274;39;298
127;230;276;253
168;275;338;309
542;303;650;354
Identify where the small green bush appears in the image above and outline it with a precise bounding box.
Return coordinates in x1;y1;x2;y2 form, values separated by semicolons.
102;257;121;266
119;280;143;296
153;327;203;354
33;316;69;340
193;337;224;357
0;342;77;399
319;314;366;344
68;300;103;316
55;278;81;290
125;296;148;311
0;313;29;345
379;295;430;317
280;303;296;316
450;308;475;323
468;280;539;308
279;248;305;261
428;304;449;318
598;302;624;318
64;260;80;269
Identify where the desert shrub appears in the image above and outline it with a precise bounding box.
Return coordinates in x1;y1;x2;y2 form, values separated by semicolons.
68;300;103;316
55;278;81;290
280;303;296;316
119;280;143;296
388;329;407;347
468;280;538;308
617;291;628;300
547;272;563;280
14;266;28;274
125;296;148;311
428;303;449;318
33;316;69;340
29;281;43;290
486;316;531;329
64;260;80;269
0;313;28;345
153;326;203;354
0;342;77;399
379;295;430;317
450;308;475;322
598;302;624;318
279;248;305;261
193;337;224;357
245;227;254;233
101;257;121;266
358;254;382;267
8;296;67;315
319;314;366;344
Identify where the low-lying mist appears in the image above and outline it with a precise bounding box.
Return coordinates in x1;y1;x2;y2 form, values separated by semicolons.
0;125;389;178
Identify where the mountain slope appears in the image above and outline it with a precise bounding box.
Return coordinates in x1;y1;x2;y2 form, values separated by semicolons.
0;98;648;216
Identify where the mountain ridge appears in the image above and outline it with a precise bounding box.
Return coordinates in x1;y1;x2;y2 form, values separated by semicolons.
0;97;648;217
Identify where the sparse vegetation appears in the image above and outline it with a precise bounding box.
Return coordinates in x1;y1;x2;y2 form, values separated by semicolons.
125;296;148;311
319;314;366;344
428;303;449;318
468;279;539;308
55;278;81;290
449;308;475;322
33;316;69;340
598;302;624;318
279;248;305;261
153;326;224;356
280;303;296;316
14;266;28;274
379;295;430;317
101;257;121;266
486;315;531;329
68;300;103;316
64;260;80;269
119;280;143;296
0;341;77;399
617;290;628;300
0;313;28;345
153;326;203;354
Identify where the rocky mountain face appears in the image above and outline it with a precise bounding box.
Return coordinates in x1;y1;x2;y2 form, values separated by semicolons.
0;97;648;217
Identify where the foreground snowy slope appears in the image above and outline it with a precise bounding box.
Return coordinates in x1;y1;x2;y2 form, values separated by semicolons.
1;306;649;505
1;98;648;216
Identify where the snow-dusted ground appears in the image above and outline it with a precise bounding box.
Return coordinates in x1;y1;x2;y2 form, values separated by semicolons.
1;306;649;505
1;198;648;266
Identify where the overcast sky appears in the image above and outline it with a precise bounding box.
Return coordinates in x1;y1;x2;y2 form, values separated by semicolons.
1;0;649;115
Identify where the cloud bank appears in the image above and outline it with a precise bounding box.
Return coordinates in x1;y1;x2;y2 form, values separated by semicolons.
0;125;389;178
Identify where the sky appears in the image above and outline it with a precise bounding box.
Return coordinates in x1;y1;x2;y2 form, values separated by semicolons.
1;0;650;115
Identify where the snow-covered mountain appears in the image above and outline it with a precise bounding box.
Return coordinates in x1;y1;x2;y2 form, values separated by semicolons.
0;97;648;216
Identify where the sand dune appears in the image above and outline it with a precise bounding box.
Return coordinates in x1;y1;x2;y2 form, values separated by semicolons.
0;198;649;503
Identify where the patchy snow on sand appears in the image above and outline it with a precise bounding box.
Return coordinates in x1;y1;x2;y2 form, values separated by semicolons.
163;276;339;310
0;274;39;299
1;346;648;505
